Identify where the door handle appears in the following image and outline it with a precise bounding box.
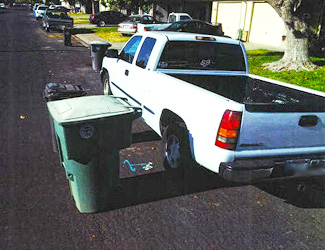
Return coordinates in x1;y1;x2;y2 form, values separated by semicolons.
125;70;129;76
299;115;318;127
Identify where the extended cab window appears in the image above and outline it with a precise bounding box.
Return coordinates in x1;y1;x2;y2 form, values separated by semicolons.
180;15;191;20
119;36;142;64
157;41;246;71
136;37;156;69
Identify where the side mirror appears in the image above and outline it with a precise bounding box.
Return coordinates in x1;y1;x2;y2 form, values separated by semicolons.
105;49;119;58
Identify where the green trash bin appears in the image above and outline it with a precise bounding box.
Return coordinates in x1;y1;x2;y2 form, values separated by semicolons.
47;95;141;213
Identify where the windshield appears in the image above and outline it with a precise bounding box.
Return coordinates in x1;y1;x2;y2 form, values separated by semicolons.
47;11;69;18
125;16;141;22
157;41;246;71
164;22;182;31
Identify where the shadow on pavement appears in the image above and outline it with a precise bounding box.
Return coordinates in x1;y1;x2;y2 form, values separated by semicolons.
132;130;161;144
255;176;325;208
72;28;95;35
105;167;240;212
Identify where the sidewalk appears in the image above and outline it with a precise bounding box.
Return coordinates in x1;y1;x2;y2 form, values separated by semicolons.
74;33;126;51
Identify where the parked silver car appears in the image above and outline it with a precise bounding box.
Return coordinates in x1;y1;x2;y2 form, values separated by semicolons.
117;14;158;35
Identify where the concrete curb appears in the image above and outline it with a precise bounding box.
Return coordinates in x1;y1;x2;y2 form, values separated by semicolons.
73;34;89;48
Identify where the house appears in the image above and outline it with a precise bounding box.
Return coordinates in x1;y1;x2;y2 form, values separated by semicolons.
153;0;212;22
60;0;96;14
211;1;286;47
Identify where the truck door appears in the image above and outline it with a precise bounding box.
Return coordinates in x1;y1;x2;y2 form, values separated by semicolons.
131;37;157;126
112;35;142;107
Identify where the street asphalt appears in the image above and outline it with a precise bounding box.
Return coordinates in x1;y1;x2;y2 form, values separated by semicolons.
1;6;325;250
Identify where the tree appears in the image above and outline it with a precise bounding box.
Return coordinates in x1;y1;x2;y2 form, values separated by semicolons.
264;0;325;71
103;0;154;14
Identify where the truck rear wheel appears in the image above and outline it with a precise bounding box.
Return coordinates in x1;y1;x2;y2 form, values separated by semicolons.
162;123;193;169
102;72;112;95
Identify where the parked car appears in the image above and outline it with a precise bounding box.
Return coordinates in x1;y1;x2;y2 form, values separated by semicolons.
42;9;73;32
0;3;7;10
89;11;126;27
163;19;224;36
118;14;159;35
32;3;40;13
34;5;48;19
49;5;70;12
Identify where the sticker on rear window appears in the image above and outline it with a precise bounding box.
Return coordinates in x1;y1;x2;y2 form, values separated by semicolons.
200;59;211;67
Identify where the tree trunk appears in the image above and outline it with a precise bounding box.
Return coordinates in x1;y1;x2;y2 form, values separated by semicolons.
91;0;95;15
263;0;319;72
264;24;318;71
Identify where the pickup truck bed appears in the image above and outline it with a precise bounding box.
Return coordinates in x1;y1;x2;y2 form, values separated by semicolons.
170;74;325;112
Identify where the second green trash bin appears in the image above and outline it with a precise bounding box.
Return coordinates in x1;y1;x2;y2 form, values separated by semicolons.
47;95;141;213
90;41;111;71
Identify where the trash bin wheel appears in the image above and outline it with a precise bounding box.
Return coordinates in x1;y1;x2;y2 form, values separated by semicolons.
97;20;106;27
162;123;193;170
102;72;112;95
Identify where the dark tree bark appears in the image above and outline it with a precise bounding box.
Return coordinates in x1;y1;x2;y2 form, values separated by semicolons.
264;0;324;71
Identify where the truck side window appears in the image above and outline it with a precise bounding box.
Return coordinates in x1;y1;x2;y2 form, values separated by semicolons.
168;15;176;23
180;15;191;21
119;36;142;64
136;38;156;69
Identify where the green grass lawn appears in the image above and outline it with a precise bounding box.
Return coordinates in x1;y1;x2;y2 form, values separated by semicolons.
247;50;325;92
73;27;130;43
69;13;90;24
94;27;130;43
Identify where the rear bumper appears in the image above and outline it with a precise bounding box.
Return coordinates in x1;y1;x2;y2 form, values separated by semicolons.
118;28;136;35
220;155;325;183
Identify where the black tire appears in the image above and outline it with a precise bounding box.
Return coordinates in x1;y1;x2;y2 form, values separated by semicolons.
162;123;193;170
102;71;112;95
97;20;106;27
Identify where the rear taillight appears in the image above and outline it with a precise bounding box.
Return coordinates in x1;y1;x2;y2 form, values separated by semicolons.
143;27;147;31
118;24;120;28
91;15;94;21
132;25;137;29
215;110;242;150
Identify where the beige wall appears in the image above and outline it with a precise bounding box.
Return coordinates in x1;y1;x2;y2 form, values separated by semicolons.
211;1;285;47
249;2;285;46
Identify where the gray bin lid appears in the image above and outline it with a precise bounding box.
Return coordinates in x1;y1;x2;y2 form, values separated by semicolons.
47;95;134;124
90;41;110;46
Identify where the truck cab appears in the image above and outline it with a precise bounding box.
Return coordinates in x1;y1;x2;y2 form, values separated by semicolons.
168;13;192;23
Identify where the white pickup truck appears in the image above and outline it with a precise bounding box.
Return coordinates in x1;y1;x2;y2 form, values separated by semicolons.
137;12;192;33
101;32;325;183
